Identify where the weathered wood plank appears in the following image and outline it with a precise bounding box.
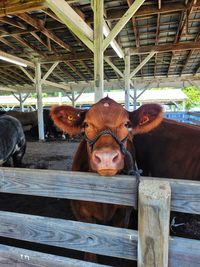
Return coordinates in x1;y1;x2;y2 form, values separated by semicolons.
145;177;200;215
169;236;200;267
0;244;110;267
138;180;171;267
0;0;45;17
0;167;137;207
0;168;200;214
0;211;138;260
0;211;199;265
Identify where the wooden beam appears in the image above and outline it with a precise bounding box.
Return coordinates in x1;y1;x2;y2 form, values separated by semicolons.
19;67;35;82
56;65;76;82
0;86;17;92
0;244;107;267
130;41;200;55
0;210;137;261
41;51;109;63
124;49;131;110
14;34;46;57
130;52;156;79
79;60;93;78
87;2;189;22
94;0;104;102
42;65;66;82
45;0;94;51
103;20;124;58
104;57;124;78
0;0;45;17
31;32;51;51
103;0;145;51
0;17;26;30
17;13;72;52
35;61;45;140
43;80;71;91
41;61;59;84
175;0;196;43
0;37;21;51
64;61;87;82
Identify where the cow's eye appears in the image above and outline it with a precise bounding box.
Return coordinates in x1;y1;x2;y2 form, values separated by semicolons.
83;122;89;128
124;122;130;128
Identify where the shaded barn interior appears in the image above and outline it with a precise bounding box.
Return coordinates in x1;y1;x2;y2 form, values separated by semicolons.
0;0;199;266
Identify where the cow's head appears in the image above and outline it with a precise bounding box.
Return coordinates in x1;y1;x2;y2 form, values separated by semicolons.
51;97;163;176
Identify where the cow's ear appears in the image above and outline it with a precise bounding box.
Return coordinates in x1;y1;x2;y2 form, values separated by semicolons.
128;104;163;134
50;105;86;135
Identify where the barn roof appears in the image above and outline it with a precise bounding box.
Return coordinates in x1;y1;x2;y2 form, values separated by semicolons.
0;0;199;93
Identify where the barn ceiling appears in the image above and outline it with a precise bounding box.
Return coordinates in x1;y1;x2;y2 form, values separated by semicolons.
0;0;199;93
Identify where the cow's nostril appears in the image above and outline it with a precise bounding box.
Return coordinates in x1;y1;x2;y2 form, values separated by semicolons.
112;152;120;163
94;153;101;164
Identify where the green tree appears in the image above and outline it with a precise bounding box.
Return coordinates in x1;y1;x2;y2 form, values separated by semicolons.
182;86;200;109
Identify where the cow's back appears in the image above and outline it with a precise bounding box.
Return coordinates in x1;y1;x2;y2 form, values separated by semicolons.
7;110;38;127
0;115;25;164
134;119;200;180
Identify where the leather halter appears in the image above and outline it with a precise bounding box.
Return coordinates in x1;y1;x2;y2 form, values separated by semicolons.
84;129;141;177
84;129;128;155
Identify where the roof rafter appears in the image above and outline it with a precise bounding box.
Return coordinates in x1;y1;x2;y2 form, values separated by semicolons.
17;13;72;52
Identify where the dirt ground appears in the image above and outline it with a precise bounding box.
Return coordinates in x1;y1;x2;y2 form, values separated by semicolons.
23;140;79;171
0;140;199;266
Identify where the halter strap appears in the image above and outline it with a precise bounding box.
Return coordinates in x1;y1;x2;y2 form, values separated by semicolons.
84;129;128;155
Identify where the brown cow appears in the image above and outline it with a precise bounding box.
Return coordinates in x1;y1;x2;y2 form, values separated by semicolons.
51;97;163;261
134;118;200;180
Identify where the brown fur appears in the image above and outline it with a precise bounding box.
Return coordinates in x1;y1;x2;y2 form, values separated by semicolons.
134;118;200;180
50;105;86;135
129;103;163;134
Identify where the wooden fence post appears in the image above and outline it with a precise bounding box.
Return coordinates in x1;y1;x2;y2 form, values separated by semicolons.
138;180;171;267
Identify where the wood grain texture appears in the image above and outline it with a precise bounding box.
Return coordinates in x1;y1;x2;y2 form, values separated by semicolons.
0;167;137;206
138;180;171;267
0;211;138;260
169;236;200;267
0;244;110;267
1;168;200;214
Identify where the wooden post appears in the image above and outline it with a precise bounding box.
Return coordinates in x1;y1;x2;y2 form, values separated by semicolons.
124;49;130;110
133;87;137;110
19;93;24;112
94;0;104;102
138;180;171;267
58;91;62;105
71;91;75;107
35;61;45;141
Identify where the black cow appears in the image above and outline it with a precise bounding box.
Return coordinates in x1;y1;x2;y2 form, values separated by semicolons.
0;115;26;167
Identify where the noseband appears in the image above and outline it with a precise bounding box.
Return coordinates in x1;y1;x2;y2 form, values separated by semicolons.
84;129;141;178
84;129;128;155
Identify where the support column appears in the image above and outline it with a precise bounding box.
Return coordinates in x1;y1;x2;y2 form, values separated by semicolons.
71;91;75;107
58;92;62;105
124;49;130;110
19;93;24;112
35;61;45;141
94;0;104;102
133;87;137;110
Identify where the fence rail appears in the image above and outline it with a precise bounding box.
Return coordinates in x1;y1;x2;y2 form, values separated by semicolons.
165;111;200;125
0;167;200;266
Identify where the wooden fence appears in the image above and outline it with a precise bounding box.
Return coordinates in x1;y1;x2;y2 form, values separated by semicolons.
0;167;200;266
165;111;200;125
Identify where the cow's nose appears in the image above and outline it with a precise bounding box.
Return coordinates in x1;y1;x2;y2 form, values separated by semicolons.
92;150;121;167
